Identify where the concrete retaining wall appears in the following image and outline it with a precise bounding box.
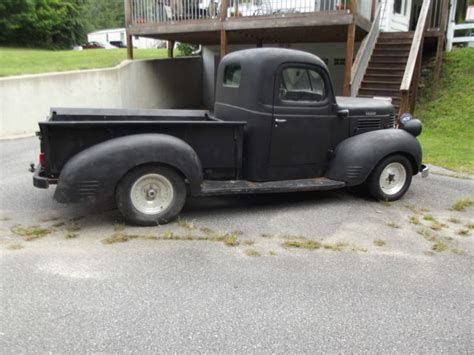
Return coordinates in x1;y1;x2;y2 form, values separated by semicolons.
0;57;203;137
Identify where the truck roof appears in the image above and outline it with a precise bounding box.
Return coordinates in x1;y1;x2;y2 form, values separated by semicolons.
220;47;329;73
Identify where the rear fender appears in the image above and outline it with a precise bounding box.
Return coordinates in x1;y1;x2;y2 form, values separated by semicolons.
325;129;422;186
54;134;203;203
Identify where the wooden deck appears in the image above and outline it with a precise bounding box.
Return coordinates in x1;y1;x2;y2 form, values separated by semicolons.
128;10;371;45
126;0;374;45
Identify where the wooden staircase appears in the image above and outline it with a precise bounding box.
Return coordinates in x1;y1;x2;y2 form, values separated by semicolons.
357;32;415;114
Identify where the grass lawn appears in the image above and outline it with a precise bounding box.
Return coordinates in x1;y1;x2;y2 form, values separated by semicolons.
416;47;474;173
0;47;177;77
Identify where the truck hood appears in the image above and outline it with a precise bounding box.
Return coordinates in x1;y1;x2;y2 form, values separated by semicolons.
336;96;396;135
335;96;394;116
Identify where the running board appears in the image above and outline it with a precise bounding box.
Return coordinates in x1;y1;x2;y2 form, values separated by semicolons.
199;178;345;196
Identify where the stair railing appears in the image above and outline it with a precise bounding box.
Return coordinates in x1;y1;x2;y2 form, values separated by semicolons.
398;0;432;118
350;3;381;96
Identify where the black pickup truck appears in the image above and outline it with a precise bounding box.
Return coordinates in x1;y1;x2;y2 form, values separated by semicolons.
32;48;428;225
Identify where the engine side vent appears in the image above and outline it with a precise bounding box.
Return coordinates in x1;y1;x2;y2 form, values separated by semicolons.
357;117;382;131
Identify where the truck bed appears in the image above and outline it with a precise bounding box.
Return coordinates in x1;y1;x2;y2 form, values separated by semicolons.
40;107;245;179
48;107;215;122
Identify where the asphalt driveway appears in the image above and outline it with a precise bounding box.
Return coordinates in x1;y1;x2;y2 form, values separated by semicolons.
0;137;473;353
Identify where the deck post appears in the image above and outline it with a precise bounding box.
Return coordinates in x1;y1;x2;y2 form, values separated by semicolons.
220;0;228;22
124;0;134;60
220;30;228;58
167;41;175;58
410;0;432;113
431;0;449;98
220;0;229;58
127;35;134;60
409;50;423;113
343;1;357;96
431;34;444;98
399;91;409;116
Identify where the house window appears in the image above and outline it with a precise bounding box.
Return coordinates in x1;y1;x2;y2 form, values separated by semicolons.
224;65;241;87
279;67;326;102
394;0;407;15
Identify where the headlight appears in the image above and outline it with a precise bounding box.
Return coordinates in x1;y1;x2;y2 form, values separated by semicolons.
399;112;413;126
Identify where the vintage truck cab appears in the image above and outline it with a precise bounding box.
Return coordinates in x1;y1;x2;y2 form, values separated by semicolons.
215;49;398;182
32;48;428;225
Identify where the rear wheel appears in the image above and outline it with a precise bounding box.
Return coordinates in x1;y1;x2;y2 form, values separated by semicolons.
367;154;412;201
116;165;186;225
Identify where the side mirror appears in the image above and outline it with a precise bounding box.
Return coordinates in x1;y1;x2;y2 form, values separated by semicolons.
338;109;349;118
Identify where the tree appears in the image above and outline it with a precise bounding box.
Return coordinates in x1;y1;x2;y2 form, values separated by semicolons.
0;0;33;46
176;43;199;56
0;0;89;49
81;0;125;33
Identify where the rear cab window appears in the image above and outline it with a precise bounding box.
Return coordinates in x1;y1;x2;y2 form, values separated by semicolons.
224;65;241;87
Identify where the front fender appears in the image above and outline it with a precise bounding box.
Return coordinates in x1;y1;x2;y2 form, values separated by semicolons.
54;134;203;203
325;129;422;186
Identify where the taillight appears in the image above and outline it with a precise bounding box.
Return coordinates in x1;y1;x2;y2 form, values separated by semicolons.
39;152;45;167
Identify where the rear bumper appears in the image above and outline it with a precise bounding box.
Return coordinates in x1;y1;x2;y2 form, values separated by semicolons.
32;166;57;189
421;164;429;178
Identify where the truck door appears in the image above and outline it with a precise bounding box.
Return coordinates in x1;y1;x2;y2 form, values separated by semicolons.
268;64;336;180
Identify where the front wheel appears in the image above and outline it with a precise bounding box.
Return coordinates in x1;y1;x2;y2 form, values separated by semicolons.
116;165;186;225
366;155;413;201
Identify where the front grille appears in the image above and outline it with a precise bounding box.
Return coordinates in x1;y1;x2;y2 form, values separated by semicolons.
388;114;395;128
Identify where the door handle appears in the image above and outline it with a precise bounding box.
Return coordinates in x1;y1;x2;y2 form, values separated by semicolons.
275;119;287;123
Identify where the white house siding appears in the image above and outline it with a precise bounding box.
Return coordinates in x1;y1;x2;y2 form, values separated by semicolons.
202;42;359;108
358;0;373;20
380;0;413;31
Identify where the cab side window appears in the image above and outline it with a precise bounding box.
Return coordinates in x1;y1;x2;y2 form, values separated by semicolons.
279;67;326;102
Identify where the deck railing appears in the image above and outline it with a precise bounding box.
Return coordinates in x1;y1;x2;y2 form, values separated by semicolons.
229;0;350;18
447;22;474;50
130;0;373;25
131;0;219;23
446;0;473;51
427;0;448;30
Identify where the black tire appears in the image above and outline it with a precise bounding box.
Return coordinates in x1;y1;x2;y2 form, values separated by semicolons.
116;165;186;226
367;154;413;201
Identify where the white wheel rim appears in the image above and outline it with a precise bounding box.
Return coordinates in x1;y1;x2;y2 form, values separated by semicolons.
379;162;407;196
130;173;174;215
